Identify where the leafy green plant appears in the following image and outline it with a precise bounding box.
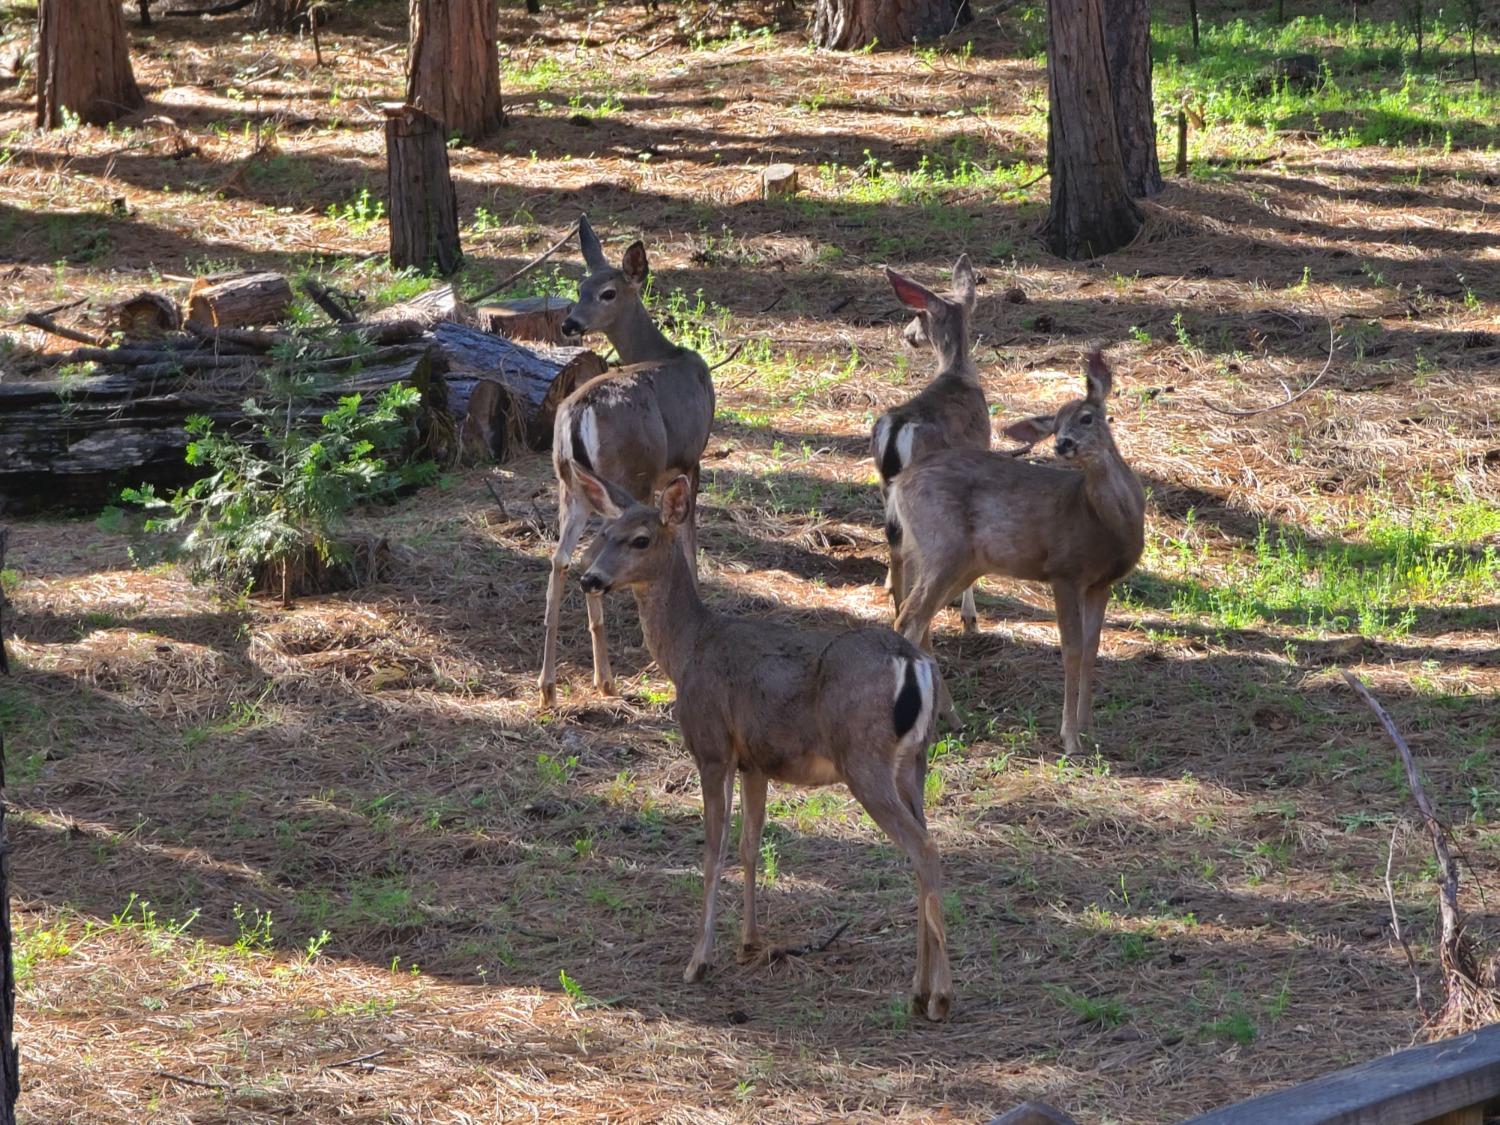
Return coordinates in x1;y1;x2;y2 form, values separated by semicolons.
326;187;386;234
123;383;435;603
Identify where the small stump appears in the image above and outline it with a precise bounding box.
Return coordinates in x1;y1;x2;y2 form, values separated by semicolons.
761;163;798;200
384;102;462;276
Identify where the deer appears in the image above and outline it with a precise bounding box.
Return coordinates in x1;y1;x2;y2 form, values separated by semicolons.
885;345;1145;755
571;465;954;1021
538;216;715;709
871;255;989;632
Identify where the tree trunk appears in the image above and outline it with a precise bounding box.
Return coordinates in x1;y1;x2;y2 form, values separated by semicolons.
1104;0;1163;199
407;0;504;141
1042;0;1142;259
35;0;144;128
385;104;463;276
1187;0;1199;47
810;0;958;50
251;0;308;30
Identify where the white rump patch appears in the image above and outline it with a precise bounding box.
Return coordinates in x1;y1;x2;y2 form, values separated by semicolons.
894;424;917;471
874;416;892;467
578;406;602;471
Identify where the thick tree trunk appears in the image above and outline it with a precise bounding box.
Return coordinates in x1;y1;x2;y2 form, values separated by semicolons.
35;0;144;128
407;0;504;141
1042;0;1142;260
385;104;463;276
1104;0;1163;199
251;0;308;30
810;0;958;50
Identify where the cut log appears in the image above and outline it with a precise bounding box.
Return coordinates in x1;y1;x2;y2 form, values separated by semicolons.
185;273;293;328
385;103;462;276
431;322;605;462
109;291;182;340
761;164;798;200
474;296;573;344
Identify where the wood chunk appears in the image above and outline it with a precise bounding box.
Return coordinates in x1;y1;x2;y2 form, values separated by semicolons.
185;273;293;328
762;163;798;199
108;291;181;340
475;296;574;344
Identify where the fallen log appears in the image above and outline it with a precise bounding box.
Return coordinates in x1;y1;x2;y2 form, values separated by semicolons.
108;291;180;339
186;272;293;328
475;295;573;344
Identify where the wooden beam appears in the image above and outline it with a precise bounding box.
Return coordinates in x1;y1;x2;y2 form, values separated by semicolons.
1181;1024;1500;1125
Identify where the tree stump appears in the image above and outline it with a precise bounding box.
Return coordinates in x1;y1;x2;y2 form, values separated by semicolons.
384;104;462;276
1041;0;1142;260
1104;0;1163;199
761;164;798;200
109;292;181;339
475;296;573;344
810;0;956;49
407;0;505;142
185;274;293;329
35;0;144;128
251;0;308;29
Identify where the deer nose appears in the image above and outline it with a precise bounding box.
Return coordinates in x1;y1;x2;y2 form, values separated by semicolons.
1055;436;1077;458
579;571;608;594
560;317;584;338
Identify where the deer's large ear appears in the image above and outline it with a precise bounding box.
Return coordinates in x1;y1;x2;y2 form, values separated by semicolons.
886;267;941;313
1083;345;1113;404
572;464;629;519
658;475;692;527
951;254;978;312
1002;414;1056;447
578;214;608;272
621;241;650;288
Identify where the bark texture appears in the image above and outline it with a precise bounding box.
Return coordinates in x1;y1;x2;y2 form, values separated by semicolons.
35;0;144;128
186;273;294;328
810;0;959;50
250;0;308;29
385;104;463;276
407;0;504;140
1103;0;1163;198
1042;0;1142;259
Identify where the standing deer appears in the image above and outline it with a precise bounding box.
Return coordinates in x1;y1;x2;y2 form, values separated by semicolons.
572;466;953;1021
871;255;989;631
538;216;715;708
886;346;1144;754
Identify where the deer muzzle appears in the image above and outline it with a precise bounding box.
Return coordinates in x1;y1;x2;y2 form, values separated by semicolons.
579;570;609;594
560;316;585;339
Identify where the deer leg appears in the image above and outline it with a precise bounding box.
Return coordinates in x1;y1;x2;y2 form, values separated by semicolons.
685;760;736;983
959;585;977;634
585;592;614;695
1052;580;1084;755
738;770;768;958
886;549;906;617
538;489;590;708
1075;585;1111;743
848;776;951;1022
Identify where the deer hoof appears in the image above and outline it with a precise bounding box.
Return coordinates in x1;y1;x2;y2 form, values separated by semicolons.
738;940;764;964
538;683;557;709
683;960;709;984
961;616;978;635
925;991;953;1022
595;675;616;696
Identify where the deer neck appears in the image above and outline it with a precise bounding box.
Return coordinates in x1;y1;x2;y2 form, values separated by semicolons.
1079;436;1145;548
632;541;710;683
932;331;976;383
607;299;678;366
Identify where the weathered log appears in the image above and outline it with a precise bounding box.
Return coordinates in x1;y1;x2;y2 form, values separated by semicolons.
186;273;293;328
432;322;605;462
385;104;462;276
761;164;798;200
109;291;182;340
475;296;573;344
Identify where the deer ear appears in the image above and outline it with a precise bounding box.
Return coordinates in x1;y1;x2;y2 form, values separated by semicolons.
578;215;608;272
951;254;978;312
572;464;628;519
885;267;940;313
1002;415;1056;446
1083;345;1113;404
658;475;692;527
621;241;650;287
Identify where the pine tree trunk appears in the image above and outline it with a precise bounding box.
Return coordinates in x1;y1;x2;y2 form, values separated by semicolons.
385;104;462;276
1042;0;1142;260
1104;0;1163;199
35;0;144;128
251;0;309;30
407;0;505;141
810;0;958;49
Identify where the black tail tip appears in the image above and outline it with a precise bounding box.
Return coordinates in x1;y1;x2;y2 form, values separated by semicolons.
892;660;922;739
885;518;903;547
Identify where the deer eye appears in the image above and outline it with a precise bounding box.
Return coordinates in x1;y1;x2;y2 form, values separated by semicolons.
1078;412;1094;425
600;288;617;302
630;535;650;549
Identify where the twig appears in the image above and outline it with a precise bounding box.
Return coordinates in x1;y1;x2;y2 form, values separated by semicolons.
1384;823;1426;1017
709;340;748;372
1204;319;1336;417
184;321;288;351
20;312;107;348
154;1070;230;1089
467;222;580;305
484;477;509;521
323;1048;387;1069
773;919;851;959
301;278;357;325
0;529;8;676
760;290;787;314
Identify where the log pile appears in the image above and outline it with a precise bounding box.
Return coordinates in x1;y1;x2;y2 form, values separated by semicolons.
3;273;602;513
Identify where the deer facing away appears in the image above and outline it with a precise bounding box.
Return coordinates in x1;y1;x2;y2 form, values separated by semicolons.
886;346;1145;754
871;255;990;632
572;466;954;1021
538;216;715;708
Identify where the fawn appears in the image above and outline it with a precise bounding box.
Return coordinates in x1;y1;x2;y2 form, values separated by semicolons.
572;465;954;1021
886;346;1145;753
539;216;715;708
871;255;989;631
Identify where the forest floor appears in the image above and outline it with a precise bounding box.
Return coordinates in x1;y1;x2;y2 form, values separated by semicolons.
1;0;1498;1121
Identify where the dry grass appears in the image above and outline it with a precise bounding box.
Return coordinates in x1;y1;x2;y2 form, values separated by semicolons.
2;0;1499;1121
